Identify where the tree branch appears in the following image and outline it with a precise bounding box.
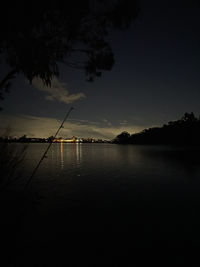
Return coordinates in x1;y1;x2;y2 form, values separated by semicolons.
0;68;18;93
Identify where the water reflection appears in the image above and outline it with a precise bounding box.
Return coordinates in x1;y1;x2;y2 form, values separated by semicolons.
59;143;82;168
140;146;200;178
7;145;200;265
76;143;82;164
22;143;200;185
60;142;64;169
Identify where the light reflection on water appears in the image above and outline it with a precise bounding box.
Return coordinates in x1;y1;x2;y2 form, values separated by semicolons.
5;144;200;267
59;142;82;171
22;143;200;187
16;143;200;249
60;142;64;169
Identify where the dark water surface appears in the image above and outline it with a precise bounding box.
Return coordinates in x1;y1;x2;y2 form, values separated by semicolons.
3;143;200;266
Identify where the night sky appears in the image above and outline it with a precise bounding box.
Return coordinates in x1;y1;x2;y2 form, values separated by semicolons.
1;0;200;140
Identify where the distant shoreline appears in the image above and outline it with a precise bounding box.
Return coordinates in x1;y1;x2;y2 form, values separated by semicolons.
0;139;111;144
113;113;200;146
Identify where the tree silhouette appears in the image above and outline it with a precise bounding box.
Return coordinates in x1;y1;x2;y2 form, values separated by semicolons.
114;131;130;144
181;112;197;123
0;0;139;100
114;113;200;145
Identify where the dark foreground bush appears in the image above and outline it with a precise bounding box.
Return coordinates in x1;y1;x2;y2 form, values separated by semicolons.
0;142;27;191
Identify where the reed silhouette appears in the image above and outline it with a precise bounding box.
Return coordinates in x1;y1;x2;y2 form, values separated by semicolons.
0;130;27;191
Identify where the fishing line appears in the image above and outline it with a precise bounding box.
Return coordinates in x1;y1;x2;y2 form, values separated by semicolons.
24;106;74;190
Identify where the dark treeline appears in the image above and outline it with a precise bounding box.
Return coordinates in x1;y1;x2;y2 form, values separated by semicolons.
0;135;49;143
113;113;200;145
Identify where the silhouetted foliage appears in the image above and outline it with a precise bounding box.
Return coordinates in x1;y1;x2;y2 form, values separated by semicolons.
0;0;139;100
18;135;28;143
0;142;27;190
113;113;200;145
47;136;54;143
114;131;131;144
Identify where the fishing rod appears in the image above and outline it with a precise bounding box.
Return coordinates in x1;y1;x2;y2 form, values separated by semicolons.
24;106;74;190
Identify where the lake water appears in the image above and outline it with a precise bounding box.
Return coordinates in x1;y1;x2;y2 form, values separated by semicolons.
23;143;200;206
4;143;200;265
